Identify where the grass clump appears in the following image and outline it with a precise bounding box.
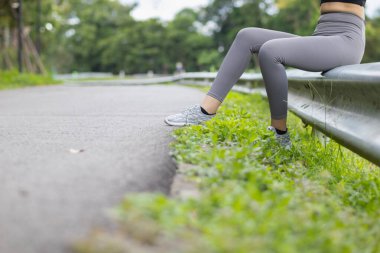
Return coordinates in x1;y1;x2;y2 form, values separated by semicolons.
0;70;60;90
78;90;380;253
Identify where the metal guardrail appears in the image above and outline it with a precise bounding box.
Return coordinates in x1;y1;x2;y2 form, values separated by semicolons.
68;63;380;166
292;63;380;166
65;75;179;86
55;72;114;80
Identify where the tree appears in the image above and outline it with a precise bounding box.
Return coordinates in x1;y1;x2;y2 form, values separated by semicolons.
362;15;380;63
165;8;215;72
270;0;320;35
51;0;136;72
199;0;273;69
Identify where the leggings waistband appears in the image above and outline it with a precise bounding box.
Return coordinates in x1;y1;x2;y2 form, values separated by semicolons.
318;12;365;29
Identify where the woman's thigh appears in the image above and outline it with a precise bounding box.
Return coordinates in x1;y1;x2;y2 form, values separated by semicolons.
258;35;364;71
236;27;299;54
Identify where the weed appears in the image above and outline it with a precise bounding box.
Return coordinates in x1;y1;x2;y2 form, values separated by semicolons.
0;70;60;90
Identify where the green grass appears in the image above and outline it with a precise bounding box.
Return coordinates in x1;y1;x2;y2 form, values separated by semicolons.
75;89;380;253
0;70;60;90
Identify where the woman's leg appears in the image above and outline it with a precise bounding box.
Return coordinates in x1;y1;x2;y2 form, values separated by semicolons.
258;35;364;130
202;28;298;114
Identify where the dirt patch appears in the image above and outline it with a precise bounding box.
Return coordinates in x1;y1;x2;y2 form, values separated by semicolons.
170;163;200;199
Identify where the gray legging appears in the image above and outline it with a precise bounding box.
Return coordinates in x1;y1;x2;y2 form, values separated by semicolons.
207;12;366;120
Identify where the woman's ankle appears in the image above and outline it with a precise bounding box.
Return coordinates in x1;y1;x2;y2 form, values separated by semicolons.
201;95;222;114
270;118;287;131
200;106;216;115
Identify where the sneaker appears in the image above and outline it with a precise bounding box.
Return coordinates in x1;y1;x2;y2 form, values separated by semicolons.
164;104;215;126
267;126;292;149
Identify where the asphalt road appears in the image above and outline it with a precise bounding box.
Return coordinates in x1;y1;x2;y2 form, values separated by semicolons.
0;83;204;253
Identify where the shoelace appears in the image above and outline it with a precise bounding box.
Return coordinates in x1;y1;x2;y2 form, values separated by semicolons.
182;105;200;124
182;105;199;114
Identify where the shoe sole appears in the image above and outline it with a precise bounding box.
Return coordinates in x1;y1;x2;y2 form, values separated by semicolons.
164;118;196;126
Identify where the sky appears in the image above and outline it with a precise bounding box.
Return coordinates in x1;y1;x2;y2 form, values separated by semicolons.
120;0;380;21
120;0;209;21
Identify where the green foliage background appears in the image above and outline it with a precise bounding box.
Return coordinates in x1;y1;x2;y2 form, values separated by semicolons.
1;0;380;74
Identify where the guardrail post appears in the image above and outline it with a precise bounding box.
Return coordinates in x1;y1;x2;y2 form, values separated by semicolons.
311;127;330;147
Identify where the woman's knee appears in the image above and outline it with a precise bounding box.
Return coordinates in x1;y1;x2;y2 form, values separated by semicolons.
258;41;282;65
235;27;259;42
